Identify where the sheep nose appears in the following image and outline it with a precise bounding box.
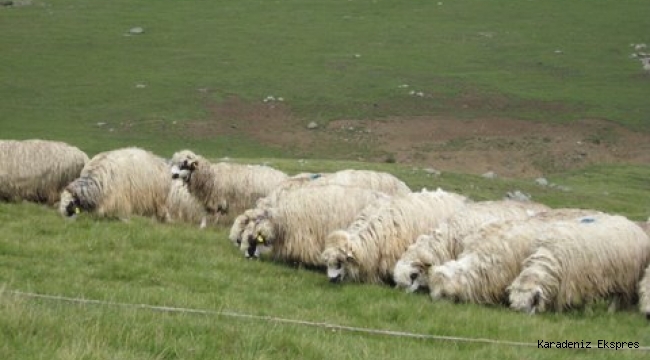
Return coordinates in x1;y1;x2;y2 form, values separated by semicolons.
329;274;342;284
247;245;257;258
171;173;179;179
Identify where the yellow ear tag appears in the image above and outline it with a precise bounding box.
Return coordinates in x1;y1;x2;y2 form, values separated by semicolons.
256;235;264;244
75;207;81;214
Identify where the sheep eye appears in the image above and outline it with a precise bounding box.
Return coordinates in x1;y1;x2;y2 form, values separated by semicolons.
409;273;418;281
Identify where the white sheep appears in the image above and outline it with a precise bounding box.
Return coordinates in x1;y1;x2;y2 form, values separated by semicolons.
640;264;650;320
239;184;389;267
59;147;171;221
169;150;289;226
508;213;650;314
229;169;411;246
0;139;89;205
321;188;470;285
393;200;550;293
428;208;601;305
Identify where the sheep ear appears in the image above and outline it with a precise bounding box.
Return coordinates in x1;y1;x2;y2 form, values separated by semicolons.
189;160;198;170
412;260;429;271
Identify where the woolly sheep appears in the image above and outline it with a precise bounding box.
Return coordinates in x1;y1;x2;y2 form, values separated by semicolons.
239;184;389;267
256;169;410;209
640;264;650;320
0;139;89;205
321;188;470;285
229;173;329;245
393;200;550;293
428;208;601;305
508;213;650;314
59;147;171;221
230;169;411;246
169;150;289;226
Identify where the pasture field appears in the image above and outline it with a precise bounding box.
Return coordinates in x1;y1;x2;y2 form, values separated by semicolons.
1;160;650;360
1;0;650;359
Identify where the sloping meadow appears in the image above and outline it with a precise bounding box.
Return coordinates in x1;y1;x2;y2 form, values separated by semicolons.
1;159;650;359
1;0;650;358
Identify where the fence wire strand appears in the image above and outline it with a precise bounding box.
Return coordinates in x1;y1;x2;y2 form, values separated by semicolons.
6;289;650;351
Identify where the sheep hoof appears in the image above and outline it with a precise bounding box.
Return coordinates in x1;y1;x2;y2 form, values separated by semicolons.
646;313;650;321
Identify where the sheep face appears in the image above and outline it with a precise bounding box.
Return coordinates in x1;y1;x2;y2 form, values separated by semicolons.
321;247;348;283
393;260;428;293
240;217;275;259
507;284;544;315
169;150;199;183
428;262;465;302
59;189;82;218
322;230;358;283
229;208;265;246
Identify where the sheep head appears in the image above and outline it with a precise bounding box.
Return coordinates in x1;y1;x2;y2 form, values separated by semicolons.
170;150;200;183
322;230;357;283
229;208;265;246
393;259;429;293
428;262;465;302
59;189;81;218
240;212;275;259
507;283;544;315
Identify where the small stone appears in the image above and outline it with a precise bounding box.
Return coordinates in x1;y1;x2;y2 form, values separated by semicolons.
423;167;441;176
505;190;531;202
482;171;497;179
535;177;549;186
307;121;319;130
129;27;144;35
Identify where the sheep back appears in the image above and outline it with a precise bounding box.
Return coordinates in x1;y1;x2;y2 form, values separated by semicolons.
0;139;89;205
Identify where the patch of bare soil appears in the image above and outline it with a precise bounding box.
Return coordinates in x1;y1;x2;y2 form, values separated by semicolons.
188;96;650;178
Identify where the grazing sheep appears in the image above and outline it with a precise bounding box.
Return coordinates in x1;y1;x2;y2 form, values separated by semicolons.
239;184;389;267
321;188;470;285
393;200;550;293
256;169;410;209
230;169;410;246
0;139;89;205
229;207;266;245
428;208;600;306
169;150;289;226
166;180;209;227
640;264;650;320
59;147;171;221
508;213;650;314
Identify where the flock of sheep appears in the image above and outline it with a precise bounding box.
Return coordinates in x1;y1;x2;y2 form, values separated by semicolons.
2;139;650;319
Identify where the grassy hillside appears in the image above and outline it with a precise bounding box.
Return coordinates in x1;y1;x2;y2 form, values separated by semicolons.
1;0;650;358
1;0;649;158
1;158;650;359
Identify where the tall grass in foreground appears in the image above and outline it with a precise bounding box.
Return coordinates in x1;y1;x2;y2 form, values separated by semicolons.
1;161;650;359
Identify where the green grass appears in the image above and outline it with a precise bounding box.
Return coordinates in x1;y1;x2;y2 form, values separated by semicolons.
1;0;650;157
1;199;650;360
1;0;650;358
1;160;650;359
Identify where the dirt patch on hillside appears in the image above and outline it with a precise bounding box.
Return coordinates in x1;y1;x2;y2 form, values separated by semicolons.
188;96;650;178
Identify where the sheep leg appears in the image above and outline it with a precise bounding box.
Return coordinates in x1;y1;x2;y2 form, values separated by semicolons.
608;295;621;313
